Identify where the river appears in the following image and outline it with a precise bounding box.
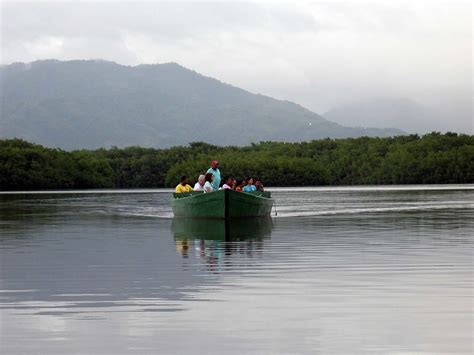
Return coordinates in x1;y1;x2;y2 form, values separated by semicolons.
0;185;472;354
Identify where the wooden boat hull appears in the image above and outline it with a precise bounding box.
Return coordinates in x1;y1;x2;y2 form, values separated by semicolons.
171;189;274;219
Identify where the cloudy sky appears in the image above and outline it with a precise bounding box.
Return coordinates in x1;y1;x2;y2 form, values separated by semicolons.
1;0;472;132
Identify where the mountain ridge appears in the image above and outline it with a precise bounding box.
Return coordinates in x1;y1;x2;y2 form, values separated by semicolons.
0;59;404;149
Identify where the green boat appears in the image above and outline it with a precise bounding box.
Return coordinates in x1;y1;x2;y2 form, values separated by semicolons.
171;189;274;219
172;217;273;241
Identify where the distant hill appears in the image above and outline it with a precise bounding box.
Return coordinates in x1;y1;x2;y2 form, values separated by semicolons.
324;97;440;134
0;60;404;149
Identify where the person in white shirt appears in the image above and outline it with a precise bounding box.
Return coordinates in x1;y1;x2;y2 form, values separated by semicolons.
220;176;233;190
193;174;206;191
203;173;214;193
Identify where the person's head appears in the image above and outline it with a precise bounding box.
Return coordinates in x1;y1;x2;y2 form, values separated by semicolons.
211;160;219;169
236;179;245;187
198;174;205;185
246;177;254;185
224;176;233;185
255;179;262;188
205;173;214;183
180;175;188;185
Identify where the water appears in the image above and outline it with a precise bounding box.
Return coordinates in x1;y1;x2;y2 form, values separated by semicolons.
0;185;472;354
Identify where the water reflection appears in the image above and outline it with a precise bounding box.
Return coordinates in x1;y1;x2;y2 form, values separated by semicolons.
172;218;273;272
1;188;473;354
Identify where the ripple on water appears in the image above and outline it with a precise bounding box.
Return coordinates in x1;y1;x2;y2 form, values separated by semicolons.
0;187;473;354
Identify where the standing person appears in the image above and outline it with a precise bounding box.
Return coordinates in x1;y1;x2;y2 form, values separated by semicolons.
194;174;206;191
206;160;221;191
203;173;214;193
175;175;193;193
243;177;257;192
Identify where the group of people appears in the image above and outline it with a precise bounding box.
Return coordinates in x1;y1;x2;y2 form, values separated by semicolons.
175;160;264;193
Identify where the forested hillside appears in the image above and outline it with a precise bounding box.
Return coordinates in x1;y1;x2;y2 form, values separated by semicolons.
1;60;403;149
1;133;472;190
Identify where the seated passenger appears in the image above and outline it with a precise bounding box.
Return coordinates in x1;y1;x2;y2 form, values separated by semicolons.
234;179;245;192
193;174;206;191
221;176;233;190
243;177;257;192
255;179;264;192
203;173;214;193
175;175;193;193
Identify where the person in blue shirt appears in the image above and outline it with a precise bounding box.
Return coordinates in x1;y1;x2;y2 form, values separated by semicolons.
243;177;257;192
206;160;221;191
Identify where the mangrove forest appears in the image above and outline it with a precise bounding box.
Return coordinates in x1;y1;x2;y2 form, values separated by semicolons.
0;133;472;190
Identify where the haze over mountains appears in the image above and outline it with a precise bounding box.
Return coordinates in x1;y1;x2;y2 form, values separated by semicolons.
324;98;461;134
0;60;405;149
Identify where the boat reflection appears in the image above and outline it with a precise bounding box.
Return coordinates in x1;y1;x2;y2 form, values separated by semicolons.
172;218;274;268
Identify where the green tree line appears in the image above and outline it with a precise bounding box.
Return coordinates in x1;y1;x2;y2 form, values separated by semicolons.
1;133;473;190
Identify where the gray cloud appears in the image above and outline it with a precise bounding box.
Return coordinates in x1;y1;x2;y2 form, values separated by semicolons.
1;1;472;133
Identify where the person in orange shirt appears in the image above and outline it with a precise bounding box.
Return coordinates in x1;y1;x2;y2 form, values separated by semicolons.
175;175;193;193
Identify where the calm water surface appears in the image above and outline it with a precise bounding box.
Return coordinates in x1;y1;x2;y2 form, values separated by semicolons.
0;185;473;354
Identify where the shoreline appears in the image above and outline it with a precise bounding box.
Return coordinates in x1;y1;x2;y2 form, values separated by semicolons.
1;183;473;194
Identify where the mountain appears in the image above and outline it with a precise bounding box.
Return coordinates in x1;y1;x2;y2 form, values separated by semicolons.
0;60;404;149
324;97;441;134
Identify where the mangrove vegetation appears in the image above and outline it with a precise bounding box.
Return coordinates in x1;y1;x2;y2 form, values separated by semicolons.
1;133;472;190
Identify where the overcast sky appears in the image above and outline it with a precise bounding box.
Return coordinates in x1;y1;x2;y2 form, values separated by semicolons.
1;1;472;132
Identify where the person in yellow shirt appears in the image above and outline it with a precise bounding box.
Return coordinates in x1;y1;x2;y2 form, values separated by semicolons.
175;175;193;193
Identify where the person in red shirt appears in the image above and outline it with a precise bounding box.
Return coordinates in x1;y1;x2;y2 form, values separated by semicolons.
234;179;245;192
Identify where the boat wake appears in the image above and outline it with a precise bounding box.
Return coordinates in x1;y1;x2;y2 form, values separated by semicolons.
274;203;474;218
100;202;473;219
